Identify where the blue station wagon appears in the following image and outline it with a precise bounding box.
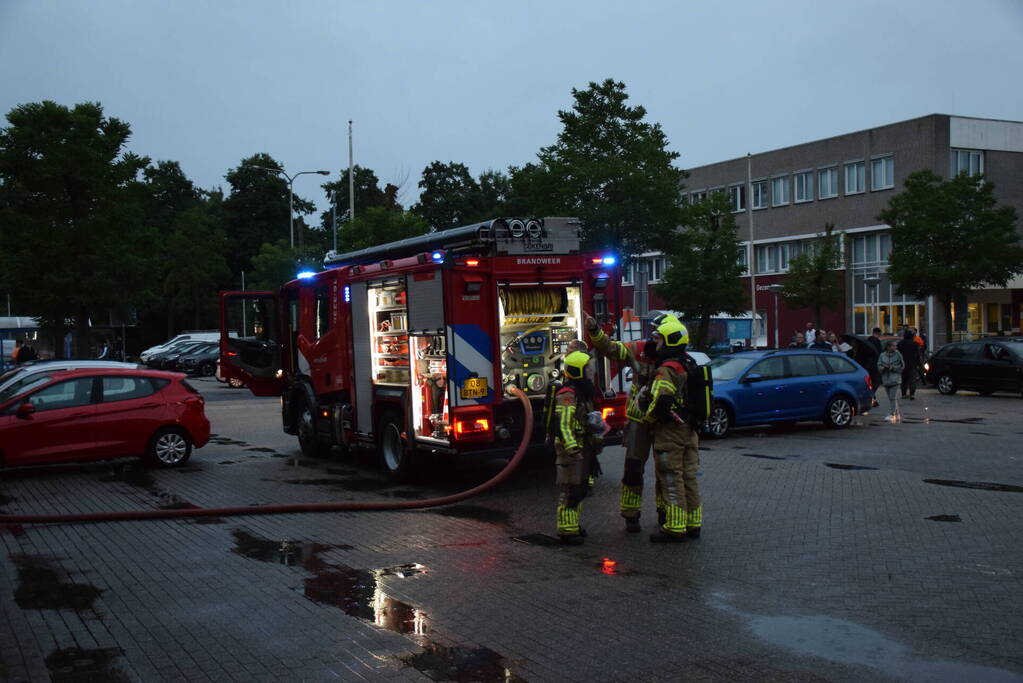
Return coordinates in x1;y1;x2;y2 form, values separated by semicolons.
706;350;873;438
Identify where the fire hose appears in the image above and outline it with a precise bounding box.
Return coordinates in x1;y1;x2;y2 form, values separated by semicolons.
0;388;533;526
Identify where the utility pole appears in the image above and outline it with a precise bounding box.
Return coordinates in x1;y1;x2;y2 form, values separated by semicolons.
746;153;757;348
348;120;355;223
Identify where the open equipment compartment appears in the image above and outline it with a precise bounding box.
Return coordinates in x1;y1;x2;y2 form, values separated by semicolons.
368;280;409;386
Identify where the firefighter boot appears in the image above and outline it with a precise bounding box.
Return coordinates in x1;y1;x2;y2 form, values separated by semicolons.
620;486;642;533
686;506;702;539
650;505;688;543
557;505;584;545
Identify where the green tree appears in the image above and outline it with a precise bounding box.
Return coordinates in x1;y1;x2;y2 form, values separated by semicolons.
412;161;481;230
879;170;1021;341
0;101;156;357
161;205;231;329
222;154;314;273
656;194;748;350
532;79;686;255
339;207;430;252
781;223;844;331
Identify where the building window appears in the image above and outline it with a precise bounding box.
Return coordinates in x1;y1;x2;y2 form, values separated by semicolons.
650;256;666;283
690;189;707;203
622;262;634;285
755;245;777;274
752;180;768;209
737;246;748;273
871;156;894;190
728;184;745;212
845;161;865;194
771;176;790;206
950;149;984;177
794;171;813;203
818;167;838;199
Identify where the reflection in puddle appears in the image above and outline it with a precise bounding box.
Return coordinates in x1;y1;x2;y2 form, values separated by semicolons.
924;479;1023;493
401;643;523;682
46;647;128;683
12;554;104;611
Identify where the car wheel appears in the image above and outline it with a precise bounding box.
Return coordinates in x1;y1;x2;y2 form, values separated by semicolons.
147;427;193;467
706;403;731;439
937;374;957;395
378;410;416;481
824;396;853;429
296;396;329;458
228;378;244;389
200;362;215;377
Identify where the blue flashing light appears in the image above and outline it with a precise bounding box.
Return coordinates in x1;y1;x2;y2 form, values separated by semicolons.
602;256;617;266
431;251;444;262
343;285;351;303
296;270;316;280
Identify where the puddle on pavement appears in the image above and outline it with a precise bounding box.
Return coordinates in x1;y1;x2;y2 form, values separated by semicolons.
968;431;994;436
510;534;563;547
745;613;1019;682
246;447;275;452
386;489;423;499
923;479;1023;493
401;643;523;682
431;505;510;524
926;514;962;522
903;416;985;425
731;445;748;449
825;463;878;471
11;554;104;611
218;460;236;465
208;436;249;446
46;647;128;683
231;529;335;565
741;453;785;460
99;464;156;489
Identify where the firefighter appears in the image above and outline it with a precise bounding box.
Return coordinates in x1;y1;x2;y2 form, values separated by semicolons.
584;311;675;533
645;317;701;543
553;350;599;545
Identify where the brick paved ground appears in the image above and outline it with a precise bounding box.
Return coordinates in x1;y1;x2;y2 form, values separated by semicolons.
2;379;1022;682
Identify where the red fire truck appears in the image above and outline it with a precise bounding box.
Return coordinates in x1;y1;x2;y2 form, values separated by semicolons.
219;217;627;479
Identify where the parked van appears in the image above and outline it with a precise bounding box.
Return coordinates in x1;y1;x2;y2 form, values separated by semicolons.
140;331;228;363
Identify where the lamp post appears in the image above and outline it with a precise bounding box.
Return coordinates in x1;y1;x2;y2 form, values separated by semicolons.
863;274;881;334
766;284;784;349
253;166;330;249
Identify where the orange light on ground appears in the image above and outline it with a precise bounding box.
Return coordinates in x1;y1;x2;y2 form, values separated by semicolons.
601;558;618;575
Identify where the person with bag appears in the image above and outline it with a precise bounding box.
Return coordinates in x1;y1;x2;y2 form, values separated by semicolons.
585;311;674;533
551;351;601;545
897;329;921;399
644;318;703;543
877;340;905;423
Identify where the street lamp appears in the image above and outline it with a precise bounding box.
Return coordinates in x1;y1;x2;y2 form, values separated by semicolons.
766;284;784;349
253;166;330;248
863;274;881;334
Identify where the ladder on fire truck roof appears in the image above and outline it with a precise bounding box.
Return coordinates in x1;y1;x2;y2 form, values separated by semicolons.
322;217;581;268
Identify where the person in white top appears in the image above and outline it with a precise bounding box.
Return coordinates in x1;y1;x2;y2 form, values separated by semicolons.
803;322;816;348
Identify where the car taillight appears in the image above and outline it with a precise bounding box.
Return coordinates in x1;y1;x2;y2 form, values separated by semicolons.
454;418;489;435
864;374;872;390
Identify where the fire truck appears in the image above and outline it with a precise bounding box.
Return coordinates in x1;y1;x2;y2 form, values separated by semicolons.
219;217;627;479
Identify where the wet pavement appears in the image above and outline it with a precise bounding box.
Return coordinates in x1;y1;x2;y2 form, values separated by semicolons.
1;379;1022;681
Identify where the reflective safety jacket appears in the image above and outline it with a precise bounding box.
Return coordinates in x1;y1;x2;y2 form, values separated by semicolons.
554;386;593;455
645;360;686;424
590;328;656;424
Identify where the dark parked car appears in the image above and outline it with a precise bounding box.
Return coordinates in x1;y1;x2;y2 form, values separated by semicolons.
924;339;1023;396
146;341;209;370
0;368;210;468
706;349;873;438
173;342;219;376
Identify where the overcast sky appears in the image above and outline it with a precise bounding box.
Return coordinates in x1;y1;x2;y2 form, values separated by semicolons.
2;0;1021;214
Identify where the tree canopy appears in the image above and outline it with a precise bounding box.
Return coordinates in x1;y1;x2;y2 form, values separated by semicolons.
780;223;844;331
879;169;1021;338
656;193;748;350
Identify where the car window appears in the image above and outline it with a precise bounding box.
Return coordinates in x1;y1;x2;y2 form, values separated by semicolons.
944;343;980;359
708;356;755;382
24;377;94;412
749;357;785;380
101;376;158;402
985;344;1015;361
0;373;57;404
819;356;857;374
786;354;825;378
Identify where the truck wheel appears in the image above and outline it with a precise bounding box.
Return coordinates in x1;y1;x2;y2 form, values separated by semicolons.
378;411;416;481
296;396;329;458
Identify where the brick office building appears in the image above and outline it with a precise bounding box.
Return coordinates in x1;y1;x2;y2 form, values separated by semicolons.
624;114;1023;350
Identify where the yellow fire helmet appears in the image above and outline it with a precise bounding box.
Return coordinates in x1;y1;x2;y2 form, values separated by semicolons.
564;351;591;380
649;311;678;327
656;318;690;347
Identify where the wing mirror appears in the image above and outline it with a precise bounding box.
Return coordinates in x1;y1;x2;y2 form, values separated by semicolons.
741;373;764;383
16;402;36;419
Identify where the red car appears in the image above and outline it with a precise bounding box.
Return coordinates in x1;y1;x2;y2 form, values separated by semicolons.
0;368;210;468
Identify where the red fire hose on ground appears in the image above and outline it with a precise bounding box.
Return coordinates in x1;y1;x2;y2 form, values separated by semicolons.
0;389;533;526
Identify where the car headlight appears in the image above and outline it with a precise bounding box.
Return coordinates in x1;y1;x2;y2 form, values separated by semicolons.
923;362;930;372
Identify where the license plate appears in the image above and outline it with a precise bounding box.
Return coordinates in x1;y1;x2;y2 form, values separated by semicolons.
460;377;488;399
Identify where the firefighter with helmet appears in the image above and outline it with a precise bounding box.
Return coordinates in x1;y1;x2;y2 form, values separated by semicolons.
644;316;702;543
552;350;600;545
584;310;675;533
